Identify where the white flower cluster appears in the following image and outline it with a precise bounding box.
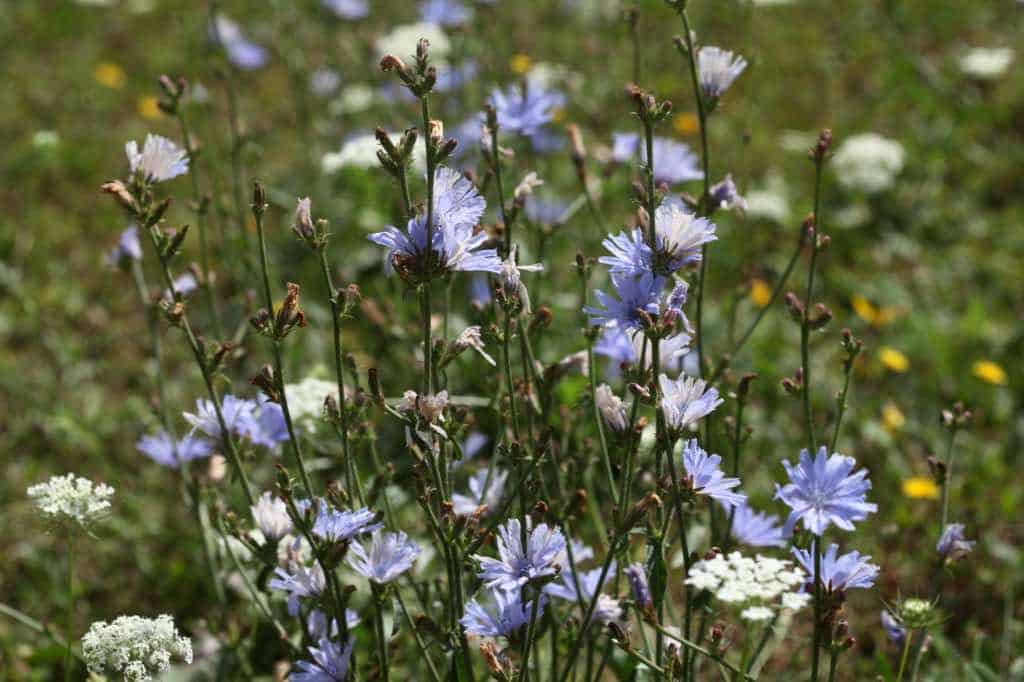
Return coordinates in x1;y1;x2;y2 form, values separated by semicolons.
959;47;1014;80
832;132;905;194
27;474;114;526
82;614;193;681
283;376;340;433
376;22;451;60
685;551;810;622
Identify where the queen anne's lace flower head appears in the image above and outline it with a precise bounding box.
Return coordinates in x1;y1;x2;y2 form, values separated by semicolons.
680;440;745;507
791;543;879;592
697;46;748;99
461;587;543;639
125;134;189;183
775;446;877;536
283;376;342;434
347;530;421;583
473;519;567;591
831;133;905;194
82;614;193;682
685;551;809;623
27;474;114;527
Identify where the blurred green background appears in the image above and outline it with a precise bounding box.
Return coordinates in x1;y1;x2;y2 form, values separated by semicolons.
1;0;1021;679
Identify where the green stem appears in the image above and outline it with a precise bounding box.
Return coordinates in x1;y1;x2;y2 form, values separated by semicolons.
519;593;542;682
829;362;854;453
253;202;315;495
318;249;356;502
726;239;803;363
174;102;223;337
557;537;624;682
650;622;755;681
0;603;85;665
395;590;442;682
374;586;390;682
745;610;780;674
895;630;914;682
588;336;618;505
939;428;959;531
827;647;839;682
811;539;823;682
141;198;254;507
63;532;74;682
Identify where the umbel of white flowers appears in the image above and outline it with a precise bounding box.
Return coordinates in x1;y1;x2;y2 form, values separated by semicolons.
27;473;114;527
82;614;193;681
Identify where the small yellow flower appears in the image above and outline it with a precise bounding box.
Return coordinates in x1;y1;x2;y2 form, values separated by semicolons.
673;113;700;135
551;107;566;123
510;53;532;75
881;402;905;431
851;294;878;325
749;278;771;308
972;360;1007;386
902;476;939;500
879;346;909;373
94;62;126;89
137;96;162;120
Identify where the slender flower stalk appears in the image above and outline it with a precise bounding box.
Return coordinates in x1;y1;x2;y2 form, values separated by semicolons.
63;532;74;682
129;190;256;508
675;8;712;382
251;185;315;495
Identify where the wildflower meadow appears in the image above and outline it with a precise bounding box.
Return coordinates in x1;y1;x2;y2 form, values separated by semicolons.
2;1;1023;680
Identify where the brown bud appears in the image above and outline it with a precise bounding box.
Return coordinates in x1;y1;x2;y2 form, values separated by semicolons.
101;180;140;214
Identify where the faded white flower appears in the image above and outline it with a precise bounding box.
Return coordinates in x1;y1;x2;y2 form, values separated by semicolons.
595;384;629;433
125;134;189;183
832;133;905;194
513;171;544;204
455;326;496;366
251;492;293;542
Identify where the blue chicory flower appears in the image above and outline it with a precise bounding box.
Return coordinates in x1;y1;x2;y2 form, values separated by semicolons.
460;587;543;639
775;447;878;536
474;519;566;591
312;502;383;543
347;531;421;584
679;439;745;507
792;543;880;592
136;431;214;468
291;637;355;682
726;502;786;548
489;79;566;138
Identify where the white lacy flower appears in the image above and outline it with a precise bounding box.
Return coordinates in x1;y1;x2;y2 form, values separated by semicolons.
745;174;791;224
27;474;114;526
283;376;341;433
376;22;451;61
82;614;193;681
323;133;380;172
959;47;1013;80
686;551;808;621
740;606;775;622
125;134;189;183
832;133;905;194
